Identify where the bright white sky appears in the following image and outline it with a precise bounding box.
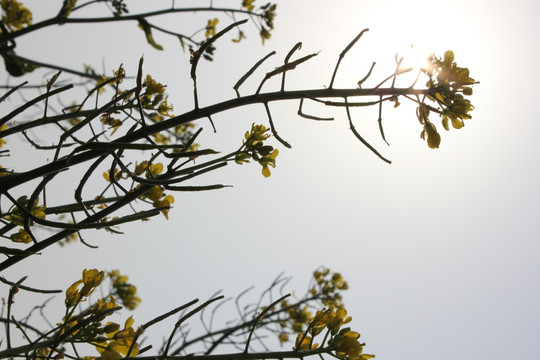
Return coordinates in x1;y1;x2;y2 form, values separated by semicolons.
2;1;540;360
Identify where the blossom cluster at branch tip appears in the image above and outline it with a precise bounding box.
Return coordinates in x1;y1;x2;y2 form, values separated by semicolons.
419;50;477;149
235;123;279;178
56;269;141;360
240;0;276;44
108;270;141;310
310;268;348;308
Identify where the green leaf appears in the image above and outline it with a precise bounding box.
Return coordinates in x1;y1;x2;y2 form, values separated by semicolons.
137;18;164;51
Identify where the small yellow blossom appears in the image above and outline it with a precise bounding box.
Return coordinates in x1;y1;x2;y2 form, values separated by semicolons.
242;0;255;11
10;228;32;243
80;269;105;297
154;194;174;219
205;18;218;38
65;280;83;307
260;148;278;178
293;333;318;351
0;123;7;148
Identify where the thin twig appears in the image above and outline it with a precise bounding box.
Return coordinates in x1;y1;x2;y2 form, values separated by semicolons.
328;29;369;89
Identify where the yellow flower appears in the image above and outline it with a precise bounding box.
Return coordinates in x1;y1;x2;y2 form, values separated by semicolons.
134;161;149;175
242;0;255;11
141;185;163;202
293;333;318;351
205;18;218;38
0;123;7;148
108;270;141;310
80;269;105;297
328;308;352;333
147;162;163;178
92;296;118;321
10;228;32;243
331;273;349;290
330;329;375;360
154;194;174;219
333;330;363;357
65;280;83;307
244;123;271;148
260;148;278;178
1;0;32;31
260;28;271;44
100;113;122;134
144;75;165;95
157;96;174;117
96;316;139;360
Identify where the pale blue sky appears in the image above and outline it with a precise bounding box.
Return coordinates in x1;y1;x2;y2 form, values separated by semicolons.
3;1;540;360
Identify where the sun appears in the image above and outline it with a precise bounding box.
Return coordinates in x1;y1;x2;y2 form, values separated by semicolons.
399;45;434;72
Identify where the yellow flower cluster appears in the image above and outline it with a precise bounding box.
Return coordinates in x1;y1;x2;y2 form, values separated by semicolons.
310;268;349;308
420;50;477;148
309;307;351;336
3;196;46;244
280;301;312;333
240;1;276;43
235;123;279;178
59;270;140;360
140;75;176;143
294;306;375;360
330;328;375;360
140;185;175;219
101;113;123;134
0;0;32;31
134;161;163;179
94;316;140;360
108;270;141;311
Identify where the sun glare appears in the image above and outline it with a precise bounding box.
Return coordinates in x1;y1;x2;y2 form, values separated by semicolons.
399;45;433;72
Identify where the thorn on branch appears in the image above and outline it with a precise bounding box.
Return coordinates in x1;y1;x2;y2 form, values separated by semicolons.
264;102;291;148
344;98;391;164
208;115;217;133
377;96;389;146
297;98;333;121
234;51;276;97
256;52;319;95
281;42;302;91
190;19;248;108
329;28;369;89
357;62;376;88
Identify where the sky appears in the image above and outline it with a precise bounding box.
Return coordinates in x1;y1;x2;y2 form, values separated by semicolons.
2;1;540;360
